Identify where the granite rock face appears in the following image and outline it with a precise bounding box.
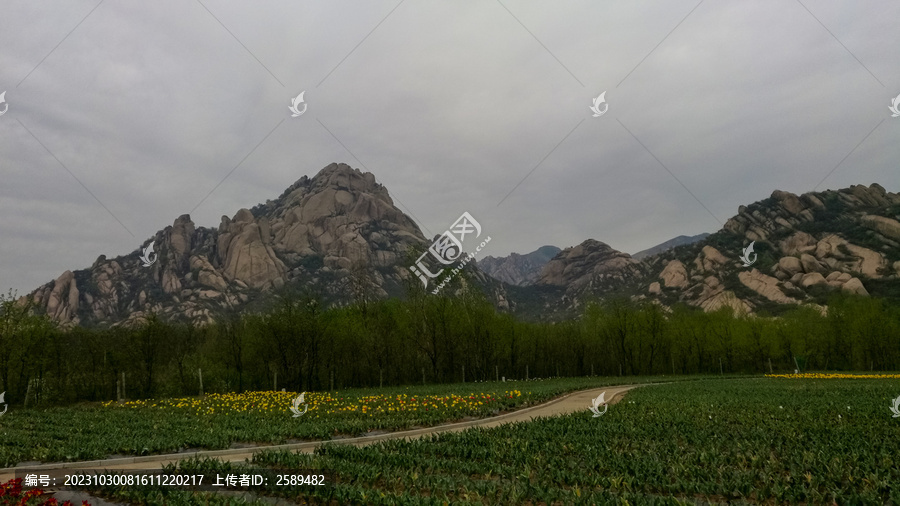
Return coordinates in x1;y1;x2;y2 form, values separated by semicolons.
23;177;900;324
535;184;899;315
651;184;899;312
538;239;641;291
26;163;430;326
659;260;689;289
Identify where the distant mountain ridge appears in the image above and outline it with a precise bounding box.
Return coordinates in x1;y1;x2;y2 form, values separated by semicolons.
478;245;560;286
21;162;900;326
632;233;710;260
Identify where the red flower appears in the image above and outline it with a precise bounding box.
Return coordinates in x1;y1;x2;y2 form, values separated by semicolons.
0;479;90;506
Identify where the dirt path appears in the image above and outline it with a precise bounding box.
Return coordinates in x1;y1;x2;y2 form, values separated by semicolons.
1;384;640;479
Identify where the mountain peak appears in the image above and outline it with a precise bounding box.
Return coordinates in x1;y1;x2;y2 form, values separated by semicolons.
537;239;640;291
313;162;377;190
27;163;427;327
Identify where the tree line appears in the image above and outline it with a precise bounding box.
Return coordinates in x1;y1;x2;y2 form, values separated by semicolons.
1;284;899;406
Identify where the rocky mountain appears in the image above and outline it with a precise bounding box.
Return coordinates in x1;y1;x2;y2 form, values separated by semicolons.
537;240;641;290
517;184;900;317
26;163;437;326
635;185;899;313
632;233;710;260
519;239;644;314
478;245;560;286
22;168;900;326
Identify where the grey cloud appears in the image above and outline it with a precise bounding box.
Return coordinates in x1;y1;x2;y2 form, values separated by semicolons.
1;0;898;294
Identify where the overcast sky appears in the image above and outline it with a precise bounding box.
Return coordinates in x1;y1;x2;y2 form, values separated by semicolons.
1;0;899;294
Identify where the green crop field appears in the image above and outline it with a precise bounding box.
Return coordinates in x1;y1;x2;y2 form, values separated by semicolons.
71;377;900;505
0;376;678;467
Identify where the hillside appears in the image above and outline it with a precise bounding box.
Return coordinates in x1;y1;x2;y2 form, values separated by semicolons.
478;245;560;286
22;165;900;326
534;184;900;315
26;163;434;326
632;234;710;260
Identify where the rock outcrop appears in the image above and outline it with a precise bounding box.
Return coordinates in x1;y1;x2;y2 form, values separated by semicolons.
617;184;897;313
860;215;900;241
659;260;689;289
41;271;80;323
21;175;900;324
26;163;432;326
738;269;796;305
537;239;641;293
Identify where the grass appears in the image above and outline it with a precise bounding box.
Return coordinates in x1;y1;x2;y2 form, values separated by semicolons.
236;377;900;504
55;376;900;504
0;375;689;467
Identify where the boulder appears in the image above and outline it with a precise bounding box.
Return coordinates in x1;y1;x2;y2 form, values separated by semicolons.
738;269;797;304
198;270;228;291
849;184;891;207
771;190;805;215
648;282;661;294
841;277;869;296
800;272;827;287
860;215;900;241
801;193;825;209
695;246;728;272
778;257;803;277
659;260;689;288
800;253;824;273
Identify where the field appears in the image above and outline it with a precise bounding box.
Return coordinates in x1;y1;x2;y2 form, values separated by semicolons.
53;376;900;505
0;376;673;467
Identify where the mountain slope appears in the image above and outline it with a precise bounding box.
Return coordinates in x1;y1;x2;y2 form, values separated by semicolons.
544;184;900;315
632;234;710;260
27;163;431;326
23;170;900;326
478;245;560;286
